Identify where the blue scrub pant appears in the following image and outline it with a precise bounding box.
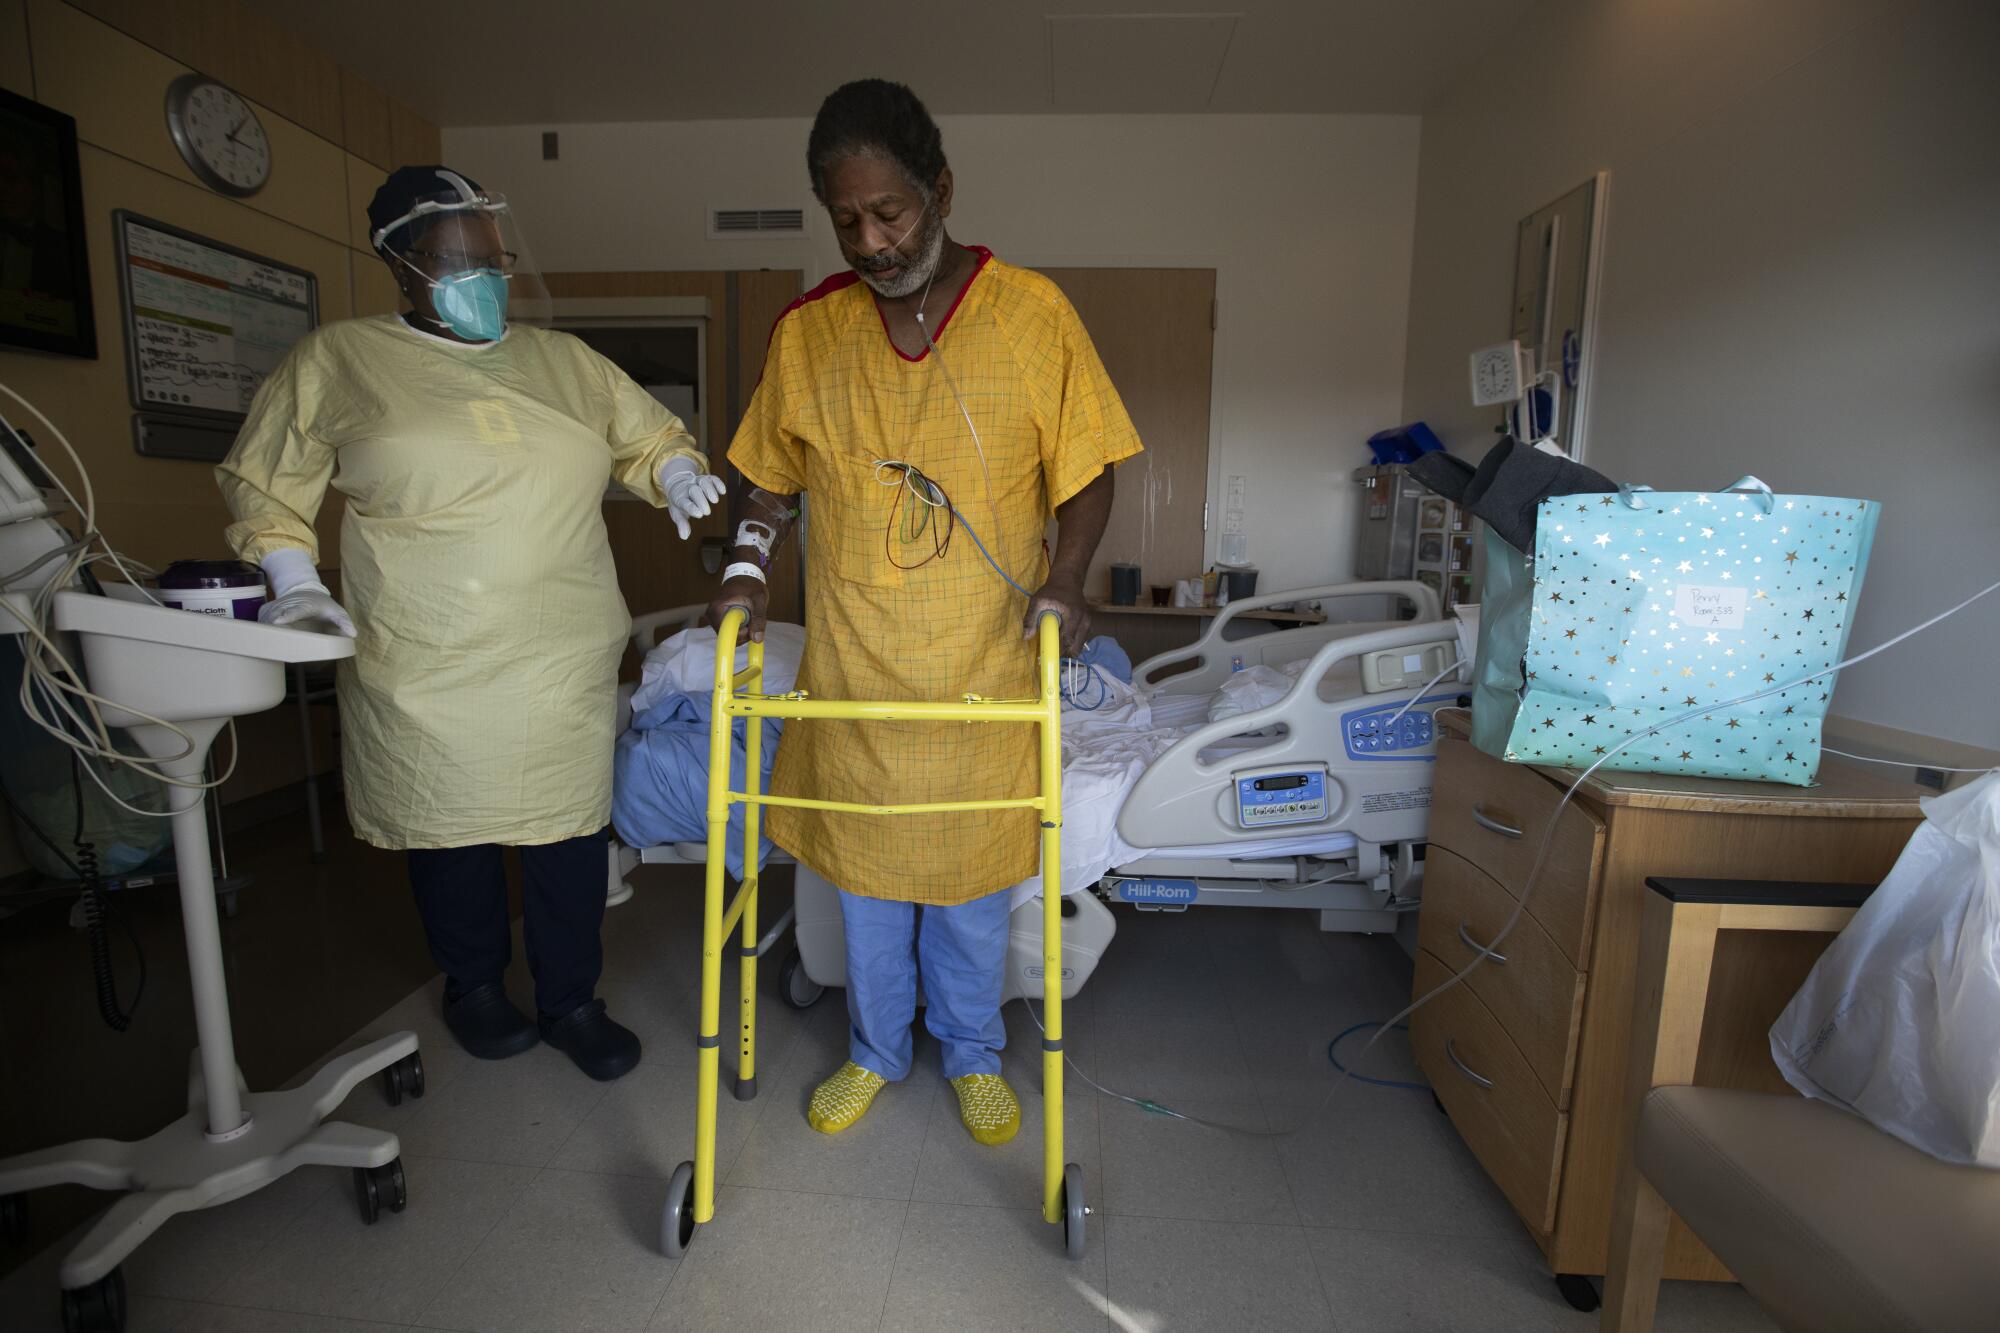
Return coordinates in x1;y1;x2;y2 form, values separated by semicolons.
839;885;1012;1081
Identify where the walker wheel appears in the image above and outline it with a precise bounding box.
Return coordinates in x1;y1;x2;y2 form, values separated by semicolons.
662;1160;698;1259
354;1165;380;1224
1060;1162;1088;1261
61;1266;126;1333
383;1050;427;1106
778;947;825;1010
1;1192;26;1246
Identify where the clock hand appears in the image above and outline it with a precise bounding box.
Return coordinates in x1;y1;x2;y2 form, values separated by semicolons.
225;113;249;145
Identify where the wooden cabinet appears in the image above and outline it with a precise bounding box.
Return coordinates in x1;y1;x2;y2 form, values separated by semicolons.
1414;720;1923;1283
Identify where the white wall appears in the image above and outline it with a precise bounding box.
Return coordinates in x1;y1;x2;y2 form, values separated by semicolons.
445;114;1423;593
1401;0;2000;748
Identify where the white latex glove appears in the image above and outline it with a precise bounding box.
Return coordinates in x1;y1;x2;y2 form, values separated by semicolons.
258;548;356;637
660;455;727;541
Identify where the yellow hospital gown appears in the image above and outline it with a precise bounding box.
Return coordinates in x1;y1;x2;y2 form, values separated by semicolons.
217;314;701;850
730;249;1142;904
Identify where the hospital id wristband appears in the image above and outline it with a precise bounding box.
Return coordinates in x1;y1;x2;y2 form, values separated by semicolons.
721;562;767;585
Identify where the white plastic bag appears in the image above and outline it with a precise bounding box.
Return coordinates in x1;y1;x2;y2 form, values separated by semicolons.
1770;769;2000;1166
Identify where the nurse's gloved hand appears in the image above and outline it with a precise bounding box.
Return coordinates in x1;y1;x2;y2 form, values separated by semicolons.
257;547;356;637
660;455;727;540
259;581;356;637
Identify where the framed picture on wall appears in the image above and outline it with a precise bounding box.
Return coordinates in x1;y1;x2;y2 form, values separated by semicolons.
0;86;98;359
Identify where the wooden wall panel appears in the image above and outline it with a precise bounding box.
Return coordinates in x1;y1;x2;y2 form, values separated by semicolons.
2;0;33;92
733;269;805;622
344;153;386;253
1039;267;1216;602
339;68;441;172
338;66;395;172
67;0;346;144
388;97;441;169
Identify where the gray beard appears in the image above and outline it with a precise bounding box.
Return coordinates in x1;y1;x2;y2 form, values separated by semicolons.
858;211;946;299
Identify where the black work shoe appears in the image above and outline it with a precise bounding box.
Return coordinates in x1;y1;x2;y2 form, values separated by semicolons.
442;981;539;1060
539;999;641;1081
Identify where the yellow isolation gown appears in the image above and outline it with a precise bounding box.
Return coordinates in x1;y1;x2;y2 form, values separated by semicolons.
729;248;1143;904
217;314;702;850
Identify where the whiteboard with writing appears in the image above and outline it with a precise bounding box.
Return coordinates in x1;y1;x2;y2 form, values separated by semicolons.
115;212;317;421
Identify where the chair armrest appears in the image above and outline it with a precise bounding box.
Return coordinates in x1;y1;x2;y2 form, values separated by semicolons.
1645;877;1876;910
1644;877;1873;936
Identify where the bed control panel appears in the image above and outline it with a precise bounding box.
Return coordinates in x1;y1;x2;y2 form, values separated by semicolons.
1340;693;1459;761
1234;765;1329;829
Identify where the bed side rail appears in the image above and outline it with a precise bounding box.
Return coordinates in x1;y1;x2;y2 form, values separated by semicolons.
1131;580;1442;692
1118;618;1461;849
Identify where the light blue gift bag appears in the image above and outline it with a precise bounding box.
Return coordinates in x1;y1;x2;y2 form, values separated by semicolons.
1495;477;1878;785
1469;525;1533;758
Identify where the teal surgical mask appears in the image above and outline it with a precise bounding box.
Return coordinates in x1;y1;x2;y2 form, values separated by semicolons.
428;267;509;342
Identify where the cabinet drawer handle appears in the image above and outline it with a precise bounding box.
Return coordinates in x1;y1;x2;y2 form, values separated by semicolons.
1457;921;1509;965
1446;1038;1495;1089
1471;804;1522;839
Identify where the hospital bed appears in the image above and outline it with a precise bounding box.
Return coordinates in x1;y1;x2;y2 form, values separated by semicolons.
607;579;1462;1007
1104;579;1461;931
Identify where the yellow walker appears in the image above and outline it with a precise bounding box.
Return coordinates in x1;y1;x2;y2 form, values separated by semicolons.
661;608;1086;1260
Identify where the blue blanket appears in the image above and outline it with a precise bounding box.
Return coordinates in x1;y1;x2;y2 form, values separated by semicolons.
611;693;783;877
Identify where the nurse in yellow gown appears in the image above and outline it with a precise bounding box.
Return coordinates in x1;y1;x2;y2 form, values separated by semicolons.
711;82;1141;1144
217;167;724;1081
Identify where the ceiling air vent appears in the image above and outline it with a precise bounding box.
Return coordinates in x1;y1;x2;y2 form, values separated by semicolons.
708;208;805;239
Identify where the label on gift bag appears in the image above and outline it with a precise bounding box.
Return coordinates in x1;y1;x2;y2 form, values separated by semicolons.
1673;585;1748;630
1501;486;1878;785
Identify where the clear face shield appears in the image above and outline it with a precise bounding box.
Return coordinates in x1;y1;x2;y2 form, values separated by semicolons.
372;188;550;342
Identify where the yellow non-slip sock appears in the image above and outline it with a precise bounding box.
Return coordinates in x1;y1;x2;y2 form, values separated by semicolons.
807;1061;887;1134
950;1073;1020;1146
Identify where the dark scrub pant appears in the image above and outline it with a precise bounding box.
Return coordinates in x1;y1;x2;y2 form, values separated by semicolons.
406;827;608;1019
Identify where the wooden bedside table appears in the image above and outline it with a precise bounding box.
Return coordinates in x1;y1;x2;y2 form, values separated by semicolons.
1412;712;1923;1310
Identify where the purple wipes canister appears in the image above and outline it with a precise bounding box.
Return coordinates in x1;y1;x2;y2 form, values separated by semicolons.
156;560;267;621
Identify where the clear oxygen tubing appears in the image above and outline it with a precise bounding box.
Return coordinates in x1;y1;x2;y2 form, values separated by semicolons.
859;207;1043;603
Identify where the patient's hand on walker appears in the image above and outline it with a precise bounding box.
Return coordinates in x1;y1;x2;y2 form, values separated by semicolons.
706;576;769;643
1024;578;1089;657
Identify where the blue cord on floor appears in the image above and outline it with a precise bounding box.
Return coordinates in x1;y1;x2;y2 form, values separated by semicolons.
1328;1020;1432;1093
